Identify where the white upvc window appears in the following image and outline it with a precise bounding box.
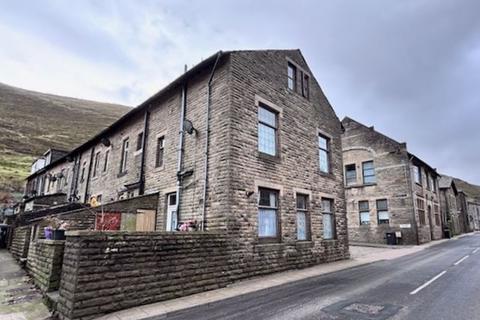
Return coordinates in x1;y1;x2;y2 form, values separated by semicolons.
322;198;335;240
258;104;278;156
258;188;279;239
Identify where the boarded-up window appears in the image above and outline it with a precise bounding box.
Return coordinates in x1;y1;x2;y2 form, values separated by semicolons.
136;209;156;231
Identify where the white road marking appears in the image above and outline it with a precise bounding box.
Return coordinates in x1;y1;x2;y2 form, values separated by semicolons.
472;248;479;254
410;271;447;295
454;255;470;266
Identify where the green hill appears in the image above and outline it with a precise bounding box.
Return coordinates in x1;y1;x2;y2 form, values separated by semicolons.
0;82;130;193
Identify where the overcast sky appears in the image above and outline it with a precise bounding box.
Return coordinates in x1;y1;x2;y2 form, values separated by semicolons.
0;0;479;184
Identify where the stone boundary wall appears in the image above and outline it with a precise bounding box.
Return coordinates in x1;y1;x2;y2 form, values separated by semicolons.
10;226;31;260
57;231;232;320
27;239;65;292
56;231;349;320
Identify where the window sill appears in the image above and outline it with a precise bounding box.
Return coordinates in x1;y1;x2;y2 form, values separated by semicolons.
345;182;377;189
287;87;310;100
323;239;338;245
295;240;313;247
254;242;284;252
117;171;128;178
258;152;281;163
318;171;335;179
257;236;282;244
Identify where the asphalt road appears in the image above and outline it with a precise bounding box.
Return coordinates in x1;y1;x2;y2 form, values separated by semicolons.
160;234;480;320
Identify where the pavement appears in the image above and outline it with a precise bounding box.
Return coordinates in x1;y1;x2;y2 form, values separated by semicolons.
96;233;476;320
0;250;51;320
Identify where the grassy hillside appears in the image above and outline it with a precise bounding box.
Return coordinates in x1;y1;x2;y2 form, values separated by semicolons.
454;178;480;201
0;82;130;193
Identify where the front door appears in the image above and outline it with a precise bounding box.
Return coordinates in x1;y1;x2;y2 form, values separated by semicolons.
166;193;177;231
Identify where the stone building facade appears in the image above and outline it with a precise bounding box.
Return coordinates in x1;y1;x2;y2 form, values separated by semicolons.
342;117;442;245
439;176;463;236
22;49;349;266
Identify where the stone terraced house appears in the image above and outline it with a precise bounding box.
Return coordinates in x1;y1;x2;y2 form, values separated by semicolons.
341;117;442;245
23;49;349;251
14;49;350;319
438;176;466;236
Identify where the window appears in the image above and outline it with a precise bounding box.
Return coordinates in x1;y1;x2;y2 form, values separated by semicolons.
345;164;357;186
322;198;335;240
296;194;310;241
287;63;297;91
120;138;129;173
430;176;436;193
156;136;165;167
434;205;440;226
359;201;370;225
80;162;86;182
413;165;421;184
93;152;100;177
376;199;389;224
136;132;144;151
301;71;309;99
258;104;278;156
103;150;109;172
417;198;426;225
362;161;376;184
318;134;330;173
258;188;279;239
64;169;69;186
426;173;431;190
58;169;65;190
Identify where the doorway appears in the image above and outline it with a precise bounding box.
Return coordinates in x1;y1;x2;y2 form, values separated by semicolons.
166;193;178;231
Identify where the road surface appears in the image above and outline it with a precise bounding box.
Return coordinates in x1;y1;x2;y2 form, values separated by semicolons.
159;234;480;320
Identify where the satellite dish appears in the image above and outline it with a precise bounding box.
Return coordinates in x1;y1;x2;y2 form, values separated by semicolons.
183;119;196;135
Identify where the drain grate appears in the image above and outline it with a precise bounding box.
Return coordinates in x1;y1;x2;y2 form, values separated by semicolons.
323;300;402;319
344;303;385;315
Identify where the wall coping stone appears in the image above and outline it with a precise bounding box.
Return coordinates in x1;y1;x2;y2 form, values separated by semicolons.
65;230;226;237
35;239;66;245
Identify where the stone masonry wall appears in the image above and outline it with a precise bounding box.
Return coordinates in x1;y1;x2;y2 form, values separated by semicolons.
227;50;349;273
56;230;348;320
10;226;31;260
56;231;234;320
439;187;460;236
342;119;417;245
410;163;442;244
27;239;65;292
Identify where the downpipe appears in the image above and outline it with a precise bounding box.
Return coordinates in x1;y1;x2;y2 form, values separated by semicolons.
201;51;222;231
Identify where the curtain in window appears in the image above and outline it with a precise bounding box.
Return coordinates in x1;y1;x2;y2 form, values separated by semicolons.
378;211;389;220
323;213;333;239
360;211;370;224
259;208;277;237
297;211;306;240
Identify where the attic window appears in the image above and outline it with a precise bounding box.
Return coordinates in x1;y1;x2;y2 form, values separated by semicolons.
287;62;297;91
301;71;309;99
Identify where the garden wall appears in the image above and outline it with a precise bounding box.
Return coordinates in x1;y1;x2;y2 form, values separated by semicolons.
10;226;31;260
57;231;233;320
27;239;65;292
56;229;349;320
